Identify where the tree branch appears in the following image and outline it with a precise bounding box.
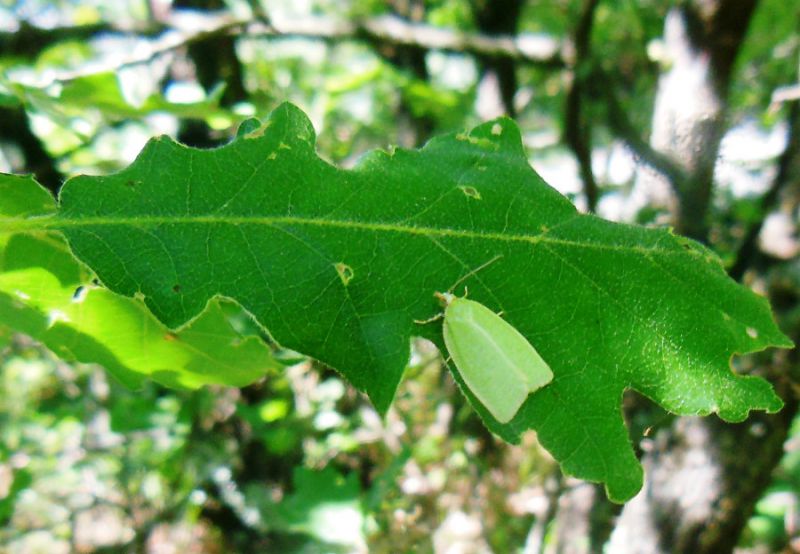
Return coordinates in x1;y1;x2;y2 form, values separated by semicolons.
471;0;525;117
729;99;800;281
0;21;114;58
0;106;63;193
359;14;563;66
563;0;600;212
596;73;689;189
368;0;435;146
651;2;758;241
7;10;564;89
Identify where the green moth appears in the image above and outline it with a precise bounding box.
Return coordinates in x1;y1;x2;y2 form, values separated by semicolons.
436;291;554;423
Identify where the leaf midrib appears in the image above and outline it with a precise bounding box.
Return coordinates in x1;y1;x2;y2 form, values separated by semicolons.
1;213;697;258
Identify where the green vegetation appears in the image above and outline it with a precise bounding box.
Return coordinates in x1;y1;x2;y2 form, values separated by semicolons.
0;0;798;551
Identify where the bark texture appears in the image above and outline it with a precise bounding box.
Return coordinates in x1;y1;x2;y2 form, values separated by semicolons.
635;1;758;240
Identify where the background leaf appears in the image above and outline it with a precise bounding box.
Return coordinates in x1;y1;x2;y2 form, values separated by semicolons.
0;174;280;389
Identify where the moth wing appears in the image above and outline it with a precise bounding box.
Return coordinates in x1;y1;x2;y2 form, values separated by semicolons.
443;298;538;423
479;306;554;393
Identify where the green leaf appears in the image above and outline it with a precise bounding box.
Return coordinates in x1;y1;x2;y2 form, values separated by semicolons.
0;173;56;218
5;72;231;125
0;103;792;501
0;175;279;389
57;73;229;121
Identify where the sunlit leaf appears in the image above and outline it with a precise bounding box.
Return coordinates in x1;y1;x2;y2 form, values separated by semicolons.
0;175;279;388
0;104;791;501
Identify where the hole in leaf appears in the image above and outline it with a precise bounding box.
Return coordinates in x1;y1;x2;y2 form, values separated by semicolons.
72;286;88;303
459;186;481;200
334;263;354;286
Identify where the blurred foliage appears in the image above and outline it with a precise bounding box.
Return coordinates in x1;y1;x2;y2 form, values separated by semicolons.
0;335;561;552
0;0;798;551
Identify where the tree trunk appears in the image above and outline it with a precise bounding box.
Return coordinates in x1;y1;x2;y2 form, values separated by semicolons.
608;343;798;553
633;1;758;241
471;0;524;118
606;2;800;552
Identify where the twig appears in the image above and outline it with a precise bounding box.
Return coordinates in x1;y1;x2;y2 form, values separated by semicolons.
597;72;689;188
359;15;563;66
0;20;114;58
563;0;600;212
8;10;565;89
771;84;800;106
729;100;800;281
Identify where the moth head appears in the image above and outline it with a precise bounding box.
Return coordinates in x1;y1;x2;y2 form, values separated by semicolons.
434;291;456;307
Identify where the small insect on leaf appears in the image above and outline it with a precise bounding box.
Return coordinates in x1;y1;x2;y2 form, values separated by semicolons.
439;293;554;423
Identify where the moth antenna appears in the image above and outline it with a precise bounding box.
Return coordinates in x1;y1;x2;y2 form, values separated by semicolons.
448;254;503;293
